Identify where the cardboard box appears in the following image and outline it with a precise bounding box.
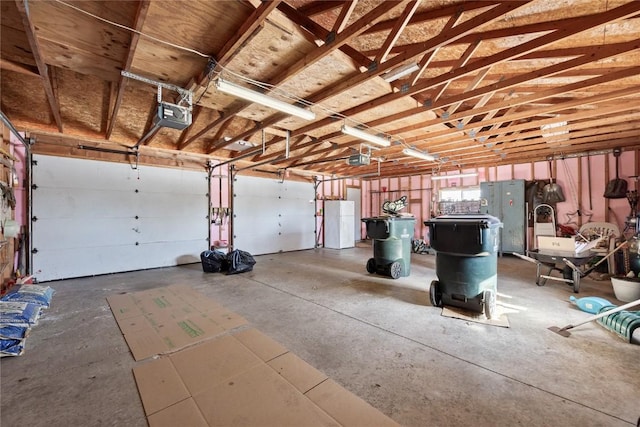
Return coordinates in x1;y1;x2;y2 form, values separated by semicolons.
112;286;399;426
107;284;247;361
132;328;399;427
537;235;602;255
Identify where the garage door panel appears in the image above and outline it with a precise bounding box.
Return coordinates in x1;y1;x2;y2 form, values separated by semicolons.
233;176;314;255
32;188;137;219
32;240;201;282
135;192;207;218
32;217;138;249
34;156;137;190
136;217;207;242
233;176;280;197
279;197;314;213
136;168;206;194
32;155;208;282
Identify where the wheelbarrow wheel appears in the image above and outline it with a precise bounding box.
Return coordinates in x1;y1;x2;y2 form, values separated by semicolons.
483;289;496;319
429;280;442;307
389;261;402;279
572;269;581;293
366;258;376;274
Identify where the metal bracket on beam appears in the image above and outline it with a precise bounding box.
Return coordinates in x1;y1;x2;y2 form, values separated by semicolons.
121;70;193;108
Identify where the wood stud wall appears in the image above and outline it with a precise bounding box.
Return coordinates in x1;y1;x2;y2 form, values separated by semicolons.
362;148;640;241
0;125;17;292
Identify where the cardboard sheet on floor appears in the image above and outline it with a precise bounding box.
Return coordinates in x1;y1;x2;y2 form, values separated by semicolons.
113;286;399;426
441;305;510;328
107;284;247;360
132;326;399;427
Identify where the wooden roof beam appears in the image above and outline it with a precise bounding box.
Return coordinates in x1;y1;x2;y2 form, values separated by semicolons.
431;40;640;116
15;0;63;132
298;42;636;162
375;0;422;65
298;1;344;17
276;3;372;70
187;0;378;148
409;86;640;150
285;83;640;166
219;2;409;155
364;1;502;35
317;2;640;134
332;1;359;34
215;1;281;69
221;2;522;160
409;10;462;86
0;58;39;77
434;115;640;157
292;2;530;136
448;69;494;117
106;0;150;140
275;53;638;167
180;1;280;146
204;118;233;153
269;0;410;85
428;39;482;106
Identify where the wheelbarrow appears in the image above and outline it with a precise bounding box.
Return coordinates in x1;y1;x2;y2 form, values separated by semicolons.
513;241;627;293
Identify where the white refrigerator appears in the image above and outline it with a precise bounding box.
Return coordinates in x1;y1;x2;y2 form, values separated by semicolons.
324;200;355;249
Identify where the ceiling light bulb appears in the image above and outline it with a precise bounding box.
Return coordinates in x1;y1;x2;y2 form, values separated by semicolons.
216;78;316;121
341;125;390;147
402;148;436;161
381;63;420;82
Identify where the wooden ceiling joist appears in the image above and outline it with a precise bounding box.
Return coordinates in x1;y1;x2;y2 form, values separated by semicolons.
3;1;639;177
14;0;63;132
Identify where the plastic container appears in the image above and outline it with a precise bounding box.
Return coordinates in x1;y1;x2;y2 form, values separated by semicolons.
362;216;416;279
569;295;612;314
596;305;640;342
424;214;502;318
610;277;640;302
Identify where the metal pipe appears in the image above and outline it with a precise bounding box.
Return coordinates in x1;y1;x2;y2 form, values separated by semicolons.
234;154;286;172
214;148;264;168
207;163;213;250
78;145;136;156
1;111;29;148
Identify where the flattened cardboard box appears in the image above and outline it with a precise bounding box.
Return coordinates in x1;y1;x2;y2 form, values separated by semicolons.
107;284;247;361
133;327;400;427
110;285;399;426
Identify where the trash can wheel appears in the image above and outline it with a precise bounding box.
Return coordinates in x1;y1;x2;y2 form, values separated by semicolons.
429;280;442;307
389;261;402;279
483;289;496;319
366;258;376;274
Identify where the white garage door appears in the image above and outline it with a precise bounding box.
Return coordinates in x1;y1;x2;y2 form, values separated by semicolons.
232;175;315;255
31;155;208;282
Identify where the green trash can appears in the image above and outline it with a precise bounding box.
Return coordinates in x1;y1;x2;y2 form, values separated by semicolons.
424;214;502;318
362;216;416;279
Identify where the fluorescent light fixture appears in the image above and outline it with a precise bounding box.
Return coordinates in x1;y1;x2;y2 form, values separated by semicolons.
341;125;390;147
431;172;479;181
216;78;316;120
382;62;420;82
402;148;436;161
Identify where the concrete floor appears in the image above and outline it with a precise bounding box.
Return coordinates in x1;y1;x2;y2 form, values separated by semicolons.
1;244;639;427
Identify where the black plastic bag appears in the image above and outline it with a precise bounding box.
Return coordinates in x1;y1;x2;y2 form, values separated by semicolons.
226;249;256;275
200;250;228;273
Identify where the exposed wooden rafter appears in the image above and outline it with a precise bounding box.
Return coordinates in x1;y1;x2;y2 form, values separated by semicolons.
14;0;63;132
106;0;150;140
